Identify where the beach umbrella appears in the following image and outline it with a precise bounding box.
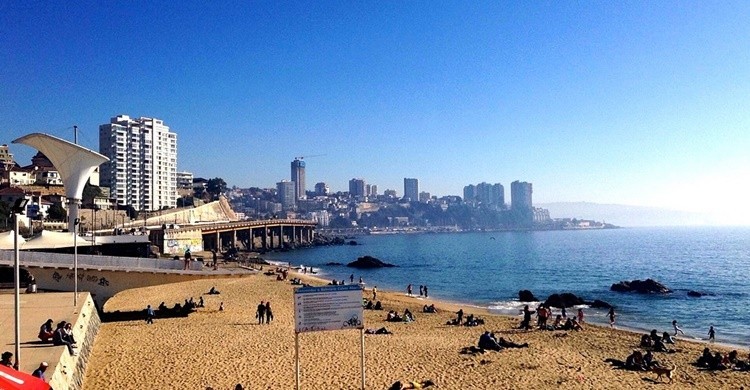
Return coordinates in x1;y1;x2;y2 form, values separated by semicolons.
0;365;52;390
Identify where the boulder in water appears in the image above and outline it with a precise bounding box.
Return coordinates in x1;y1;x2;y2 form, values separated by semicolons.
346;256;395;269
588;299;613;309
687;290;707;297
544;293;585;308
610;278;672;294
518;290;538;302
325;262;343;266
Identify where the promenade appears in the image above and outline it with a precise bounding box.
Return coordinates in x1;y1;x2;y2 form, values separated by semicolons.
0;291;97;389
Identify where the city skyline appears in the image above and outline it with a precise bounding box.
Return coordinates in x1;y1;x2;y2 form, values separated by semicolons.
2;2;750;224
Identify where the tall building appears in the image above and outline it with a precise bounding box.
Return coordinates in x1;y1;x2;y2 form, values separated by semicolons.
291;158;306;200
0;144;15;185
314;182;329;196
277;180;296;210
349;178;366;198
463;184;476;203
476;182;492;204
370;184;378;196
404;178;419;202
491;183;505;207
99;115;177;211
511;180;533;210
419;191;431;203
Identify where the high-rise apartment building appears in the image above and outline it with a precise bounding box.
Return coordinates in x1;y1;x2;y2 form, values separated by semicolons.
491;183;505;207
370;184;378;197
463;184;476;203
277;180;296;210
404;178;419;202
314;182;329;196
291;158;306;200
349;178;366;198
511;180;533;210
99;115;177;211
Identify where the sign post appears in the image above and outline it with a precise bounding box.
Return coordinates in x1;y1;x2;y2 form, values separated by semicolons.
294;284;365;389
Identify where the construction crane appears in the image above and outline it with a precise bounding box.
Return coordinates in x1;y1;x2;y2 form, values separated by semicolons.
294;154;326;160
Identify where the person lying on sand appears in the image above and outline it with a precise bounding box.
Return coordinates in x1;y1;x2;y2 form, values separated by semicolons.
364;327;392;335
388;380;435;389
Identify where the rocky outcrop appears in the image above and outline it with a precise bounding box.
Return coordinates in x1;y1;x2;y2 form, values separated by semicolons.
544;293;585;308
518;290;538;302
687;290;712;297
346;256;395;269
610;278;672;294
325;262;343;266
588;299;613;309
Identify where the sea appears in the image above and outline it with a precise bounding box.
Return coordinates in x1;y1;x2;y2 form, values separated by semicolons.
265;226;750;347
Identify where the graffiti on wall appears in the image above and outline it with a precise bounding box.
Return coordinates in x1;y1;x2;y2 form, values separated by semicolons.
52;271;110;287
165;238;203;255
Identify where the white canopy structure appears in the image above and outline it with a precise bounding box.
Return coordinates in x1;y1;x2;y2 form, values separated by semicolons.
13;133;109;232
0;230;25;250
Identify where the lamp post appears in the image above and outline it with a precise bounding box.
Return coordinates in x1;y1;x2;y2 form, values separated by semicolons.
73;217;80;307
92;206;99;251
12;197;29;370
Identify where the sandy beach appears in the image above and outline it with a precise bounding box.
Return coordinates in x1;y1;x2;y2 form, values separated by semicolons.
83;269;749;389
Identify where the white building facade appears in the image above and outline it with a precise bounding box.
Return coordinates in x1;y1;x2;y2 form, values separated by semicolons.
99;115;178;211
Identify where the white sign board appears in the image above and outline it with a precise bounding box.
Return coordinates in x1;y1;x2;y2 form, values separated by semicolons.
294;284;364;333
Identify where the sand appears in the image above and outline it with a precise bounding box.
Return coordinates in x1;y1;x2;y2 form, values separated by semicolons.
83;270;749;389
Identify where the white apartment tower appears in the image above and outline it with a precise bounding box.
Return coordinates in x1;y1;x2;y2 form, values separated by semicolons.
99;115;178;211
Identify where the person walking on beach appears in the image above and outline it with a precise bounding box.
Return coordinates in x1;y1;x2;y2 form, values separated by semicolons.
407;284;413;296
672;320;685;336
350;274;354;283
608;307;616;328
359;276;363;284
372;286;378;301
424;285;428;298
265;302;273;324
145;304;155;324
708;325;715;342
183;248;192;270
212;249;218;270
561;306;567;318
419;285;424;297
256;301;266;324
577;308;585;324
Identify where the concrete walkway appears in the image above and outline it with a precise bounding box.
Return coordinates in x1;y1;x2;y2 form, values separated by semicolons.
0;290;85;375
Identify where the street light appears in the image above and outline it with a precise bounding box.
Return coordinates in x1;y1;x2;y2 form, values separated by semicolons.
92;206;100;251
12;197;29;370
73;217;80;307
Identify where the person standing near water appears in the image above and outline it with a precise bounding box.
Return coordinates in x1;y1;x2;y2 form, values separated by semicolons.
608;307;616;328
708;325;715;342
419;285;424;297
350;274;354;283
672;320;685;336
372;286;377;300
407;284;413;296
424;285;429;298
577;308;585;324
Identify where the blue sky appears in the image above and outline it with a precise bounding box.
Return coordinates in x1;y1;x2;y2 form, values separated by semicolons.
2;2;749;223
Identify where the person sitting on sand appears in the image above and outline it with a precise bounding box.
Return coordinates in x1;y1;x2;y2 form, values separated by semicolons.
643;351;659;368
388;380;435;390
640;334;653;348
403;309;414;322
478;331;502;351
38;319;54;342
562;318;583;331
696;347;713;368
364;300;374;310
624;350;645;371
649;329;661;343
208;287;220;295
493;334;529;349
373;301;383;310
662;331;675;344
198;296;205;308
553;315;563;329
422;304;437;313
158;302;168;312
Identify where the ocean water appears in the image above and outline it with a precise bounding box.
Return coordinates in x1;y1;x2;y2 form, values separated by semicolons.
265;227;750;347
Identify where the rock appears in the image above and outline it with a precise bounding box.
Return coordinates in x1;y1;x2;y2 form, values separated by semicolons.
610;278;672;294
588;299;613;309
518;290;538;302
325;262;343;266
687;290;705;297
346;256;395;269
544;293;585;308
348;240;358;246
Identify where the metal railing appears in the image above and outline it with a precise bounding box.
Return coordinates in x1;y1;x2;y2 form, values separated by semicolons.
0;249;203;271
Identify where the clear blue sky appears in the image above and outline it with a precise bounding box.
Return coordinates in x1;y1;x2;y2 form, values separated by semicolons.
2;2;749;223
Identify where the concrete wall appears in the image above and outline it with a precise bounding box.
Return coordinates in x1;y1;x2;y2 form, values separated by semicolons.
162;229;204;255
49;293;101;390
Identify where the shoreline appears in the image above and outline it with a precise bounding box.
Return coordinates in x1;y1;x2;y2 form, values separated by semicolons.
277;260;750;352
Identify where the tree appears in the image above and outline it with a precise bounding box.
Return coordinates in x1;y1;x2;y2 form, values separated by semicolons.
47;203;67;221
206;178;227;200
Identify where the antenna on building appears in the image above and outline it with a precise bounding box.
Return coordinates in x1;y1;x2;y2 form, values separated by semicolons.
294;154;326;160
73;125;78;144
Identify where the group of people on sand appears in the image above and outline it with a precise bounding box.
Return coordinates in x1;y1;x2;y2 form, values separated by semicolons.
364;299;383;310
519;305;585;331
38;319;77;355
256;301;274;324
446;309;485;327
640;329;677;352
386;309;415;323
696;348;750;371
422;304;437;313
